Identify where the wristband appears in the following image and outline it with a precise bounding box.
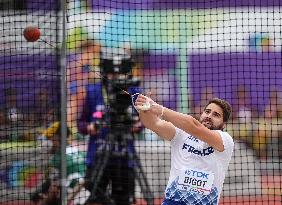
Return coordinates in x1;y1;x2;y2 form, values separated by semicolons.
136;101;151;111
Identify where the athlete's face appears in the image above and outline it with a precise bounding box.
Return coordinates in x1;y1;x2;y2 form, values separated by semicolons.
199;103;225;130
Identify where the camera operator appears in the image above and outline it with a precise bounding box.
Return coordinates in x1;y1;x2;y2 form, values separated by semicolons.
77;48;142;205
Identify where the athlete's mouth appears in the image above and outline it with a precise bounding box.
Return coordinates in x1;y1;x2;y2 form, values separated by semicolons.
203;119;213;126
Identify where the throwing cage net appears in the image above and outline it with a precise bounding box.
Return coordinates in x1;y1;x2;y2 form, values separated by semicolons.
0;0;281;205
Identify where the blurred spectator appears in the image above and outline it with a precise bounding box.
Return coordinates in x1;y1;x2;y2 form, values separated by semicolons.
67;40;101;136
32;88;54;127
67;40;101;91
130;48;146;79
252;88;282;159
250;89;282;159
142;69;177;113
0;107;7;125
4;88;23;125
4;88;24;141
233;85;257;123
33;122;88;205
252;117;269;159
251;113;280;159
264;88;282;119
23;106;59;142
230;85;256;146
192;86;215;120
279;132;282;159
0;107;8;141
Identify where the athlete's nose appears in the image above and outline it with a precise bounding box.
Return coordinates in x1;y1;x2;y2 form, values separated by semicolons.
206;113;212;118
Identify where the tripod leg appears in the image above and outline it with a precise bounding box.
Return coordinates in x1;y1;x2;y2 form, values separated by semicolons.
87;150;111;204
133;152;154;205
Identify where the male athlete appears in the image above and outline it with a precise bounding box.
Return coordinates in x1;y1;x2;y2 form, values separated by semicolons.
135;95;234;205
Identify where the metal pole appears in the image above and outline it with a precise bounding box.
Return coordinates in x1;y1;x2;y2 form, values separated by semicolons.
60;0;68;204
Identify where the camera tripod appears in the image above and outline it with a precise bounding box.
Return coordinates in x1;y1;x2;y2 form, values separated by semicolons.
87;127;154;205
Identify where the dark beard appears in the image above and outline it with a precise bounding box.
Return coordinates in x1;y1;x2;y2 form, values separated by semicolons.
209;124;224;130
200;119;224;130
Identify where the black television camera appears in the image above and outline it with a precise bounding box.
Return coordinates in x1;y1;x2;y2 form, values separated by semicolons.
99;50;140;128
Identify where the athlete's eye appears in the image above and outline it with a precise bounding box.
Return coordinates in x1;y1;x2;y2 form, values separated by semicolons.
213;112;221;118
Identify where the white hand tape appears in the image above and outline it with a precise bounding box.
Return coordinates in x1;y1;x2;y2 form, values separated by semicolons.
136;102;151;111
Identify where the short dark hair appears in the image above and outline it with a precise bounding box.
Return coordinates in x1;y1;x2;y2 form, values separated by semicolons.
206;98;232;122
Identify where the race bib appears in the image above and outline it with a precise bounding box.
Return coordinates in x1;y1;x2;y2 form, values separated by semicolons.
177;168;214;195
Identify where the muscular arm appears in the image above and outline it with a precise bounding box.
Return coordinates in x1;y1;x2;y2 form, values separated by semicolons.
138;110;176;141
160;107;224;151
136;95;224;151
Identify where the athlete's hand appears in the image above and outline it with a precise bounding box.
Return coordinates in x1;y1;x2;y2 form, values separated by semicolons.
135;94;164;117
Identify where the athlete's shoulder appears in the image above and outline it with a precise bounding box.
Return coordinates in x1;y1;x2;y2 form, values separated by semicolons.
216;130;232;138
216;130;234;153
